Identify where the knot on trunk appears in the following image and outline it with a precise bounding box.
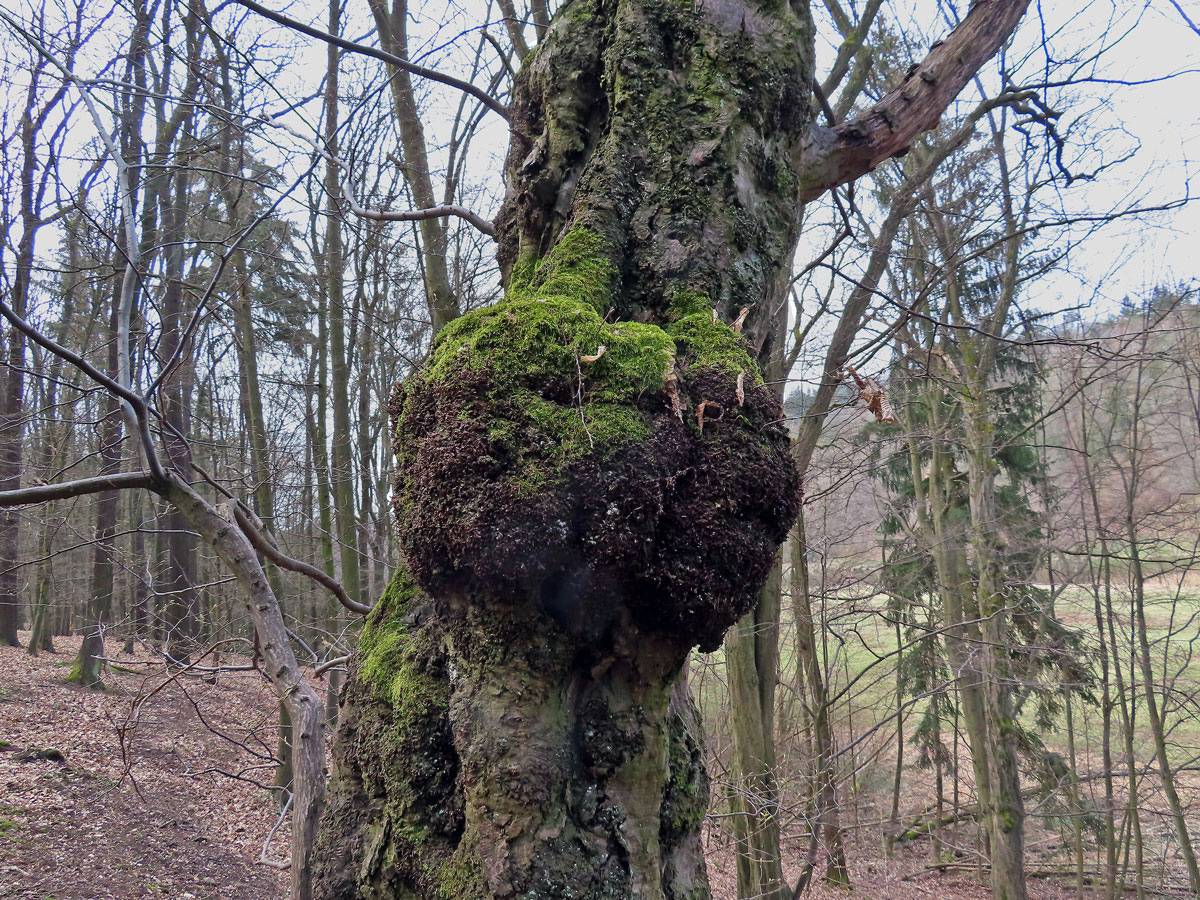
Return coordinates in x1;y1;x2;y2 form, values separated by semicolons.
390;263;798;652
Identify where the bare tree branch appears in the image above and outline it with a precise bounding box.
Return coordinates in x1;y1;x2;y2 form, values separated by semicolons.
343;190;496;238
0;472;157;506
796;0;1031;201
231;0;510;121
231;504;372;615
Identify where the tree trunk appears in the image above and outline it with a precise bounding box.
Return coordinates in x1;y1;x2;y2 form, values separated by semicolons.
963;394;1027;900
886;617;905;860
313;0;1031;895
159;161;201;666
70;245;125;687
315;2;809;894
790;510;849;890
1128;514;1200;895
323;0;362;619
0;77;46;647
725;562;785;900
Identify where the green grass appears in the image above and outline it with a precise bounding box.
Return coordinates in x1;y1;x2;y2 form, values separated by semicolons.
693;584;1200;769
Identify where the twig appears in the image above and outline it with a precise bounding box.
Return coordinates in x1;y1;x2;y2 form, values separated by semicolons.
342;190;496;238
258;791;293;870
573;350;595;449
231;0;509;121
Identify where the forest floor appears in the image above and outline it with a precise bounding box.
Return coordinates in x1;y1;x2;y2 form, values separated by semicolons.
0;633;1161;900
0;634;289;900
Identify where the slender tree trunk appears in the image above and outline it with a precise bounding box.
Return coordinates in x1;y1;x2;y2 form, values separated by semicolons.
725;560;785;900
159;162;200;665
886;617;905;859
70;240;125;687
367;0;459;333
790;511;849;889
0;81;46;646
323;0;361;619
963;392;1027;900
1127;515;1200;895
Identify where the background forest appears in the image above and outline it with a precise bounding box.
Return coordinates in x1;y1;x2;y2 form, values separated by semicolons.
0;0;1198;899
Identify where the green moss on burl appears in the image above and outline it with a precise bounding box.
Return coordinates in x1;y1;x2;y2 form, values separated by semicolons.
667;289;714;321
425;840;488;900
667;312;762;382
403;227;723;498
425;297;674;408
358;568;444;727
508;226;616;314
410;228;759;487
391;226;794;642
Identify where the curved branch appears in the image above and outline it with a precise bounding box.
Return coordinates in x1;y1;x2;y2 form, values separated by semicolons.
232;504;372;615
0;471;157;506
344;190;497;238
231;0;509;121
796;0;1031;201
314;654;351;676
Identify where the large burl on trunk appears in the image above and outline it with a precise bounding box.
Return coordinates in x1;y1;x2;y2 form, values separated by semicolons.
313;0;809;896
312;0;1037;893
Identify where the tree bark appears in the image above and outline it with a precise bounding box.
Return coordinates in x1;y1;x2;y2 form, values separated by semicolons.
159;162;201;665
324;0;363;619
69;269;124;686
314;0;1031;896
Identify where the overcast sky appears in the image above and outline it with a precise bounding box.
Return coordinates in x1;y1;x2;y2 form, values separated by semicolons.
2;0;1197;361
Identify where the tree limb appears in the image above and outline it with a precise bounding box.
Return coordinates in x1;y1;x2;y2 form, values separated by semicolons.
796;0;1031;201
0;471;157;506
343;189;496;238
232;504;372;615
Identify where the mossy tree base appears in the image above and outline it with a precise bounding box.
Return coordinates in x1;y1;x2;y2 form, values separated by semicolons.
314;575;713;900
66;632;105;689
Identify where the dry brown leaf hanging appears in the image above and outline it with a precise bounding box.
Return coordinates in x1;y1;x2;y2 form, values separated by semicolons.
696;400;723;433
731;306;750;334
664;358;687;421
844;365;895;424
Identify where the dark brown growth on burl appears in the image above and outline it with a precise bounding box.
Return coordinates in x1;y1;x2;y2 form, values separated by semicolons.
388;257;798;651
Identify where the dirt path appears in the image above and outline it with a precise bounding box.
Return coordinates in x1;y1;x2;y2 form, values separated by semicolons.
0;635;287;900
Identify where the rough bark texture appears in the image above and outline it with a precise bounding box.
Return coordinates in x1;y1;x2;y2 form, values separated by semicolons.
314;0;1034;896
315;574;715;900
315;1;808;896
495;0;812;351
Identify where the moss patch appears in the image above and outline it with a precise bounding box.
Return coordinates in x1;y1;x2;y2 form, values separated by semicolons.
313;569;475;900
358;568;437;717
425;838;488;900
508;226;617;315
667;313;762;382
391;231;799;651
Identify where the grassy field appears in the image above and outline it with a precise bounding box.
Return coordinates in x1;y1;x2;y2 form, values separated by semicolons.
691;579;1200;893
